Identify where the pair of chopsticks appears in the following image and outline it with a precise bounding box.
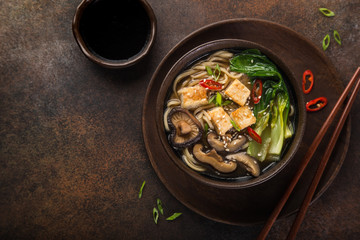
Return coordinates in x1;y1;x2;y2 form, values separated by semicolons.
257;67;360;240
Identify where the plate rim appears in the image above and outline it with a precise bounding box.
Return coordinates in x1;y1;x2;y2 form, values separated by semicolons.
142;18;350;225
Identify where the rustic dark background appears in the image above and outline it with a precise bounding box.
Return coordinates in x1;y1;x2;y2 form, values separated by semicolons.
1;0;359;239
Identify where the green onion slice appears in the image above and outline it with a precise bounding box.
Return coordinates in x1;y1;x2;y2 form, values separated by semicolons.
319;8;335;17
206;66;213;76
153;207;159;224
138;180;146;199
214;64;221;82
157;198;164;215
166;212;182;221
222;100;232;106
231;119;241;132
322;34;330;50
216;92;222;106
204;122;209;134
333;30;341;45
208;95;216;104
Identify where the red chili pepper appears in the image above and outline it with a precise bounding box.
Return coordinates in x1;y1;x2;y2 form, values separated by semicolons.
302;70;314;94
306;97;328;112
251;79;263;104
199;79;222;90
247;127;262;144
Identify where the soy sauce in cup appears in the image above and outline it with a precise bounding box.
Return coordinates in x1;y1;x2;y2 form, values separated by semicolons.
73;0;156;68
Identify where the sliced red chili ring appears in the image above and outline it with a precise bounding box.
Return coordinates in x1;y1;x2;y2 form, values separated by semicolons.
199;79;222;90
306;97;328;112
252;79;263;104
302;69;314;94
247;127;262;144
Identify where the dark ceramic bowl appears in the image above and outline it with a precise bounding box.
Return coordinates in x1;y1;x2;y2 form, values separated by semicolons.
72;0;156;69
155;39;306;189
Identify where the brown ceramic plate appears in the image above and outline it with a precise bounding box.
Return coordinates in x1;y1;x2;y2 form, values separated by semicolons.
142;18;350;225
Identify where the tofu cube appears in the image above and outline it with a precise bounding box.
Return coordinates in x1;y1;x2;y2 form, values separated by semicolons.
207;107;233;135
230;106;256;130
224;79;250;106
178;85;208;110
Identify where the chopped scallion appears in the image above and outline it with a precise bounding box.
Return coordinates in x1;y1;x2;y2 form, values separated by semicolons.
222;100;233;106
206;66;213;76
322;34;330;50
319;8;335;17
231;119;241;131
208;95;216;104
166;212;182;221
206;64;221;81
216;92;222;106
333;30;341;45
153;207;159;224
138;180;146;199
204;122;209;134
157;198;164;215
214;64;221;82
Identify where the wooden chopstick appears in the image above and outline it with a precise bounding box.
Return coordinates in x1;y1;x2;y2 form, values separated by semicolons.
286;68;360;239
257;67;360;240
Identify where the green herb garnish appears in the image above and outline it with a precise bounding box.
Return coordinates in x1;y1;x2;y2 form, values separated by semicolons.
204;122;209;134
231;119;241;132
206;64;221;82
153;207;159;224
208;94;216;104
166;212;182;221
214;64;221;81
333;30;341;45
222;100;233;106
206;66;213;76
216;92;222;106
157;198;164;215
138;180;146;199
322;34;330;50
210;93;231;107
319;8;335;17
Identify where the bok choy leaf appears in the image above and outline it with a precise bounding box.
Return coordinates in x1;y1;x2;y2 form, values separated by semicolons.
230;49;292;161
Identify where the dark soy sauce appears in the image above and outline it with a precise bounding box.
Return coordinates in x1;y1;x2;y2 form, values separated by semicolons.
79;0;151;60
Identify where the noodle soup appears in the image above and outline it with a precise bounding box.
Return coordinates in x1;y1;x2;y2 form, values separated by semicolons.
163;49;296;181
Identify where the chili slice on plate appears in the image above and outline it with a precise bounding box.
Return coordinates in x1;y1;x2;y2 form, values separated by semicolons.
302;69;314;94
199;79;222;90
252;79;263;104
306;97;328;112
247;127;262;144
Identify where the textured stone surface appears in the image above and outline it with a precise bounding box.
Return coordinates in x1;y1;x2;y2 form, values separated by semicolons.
0;0;359;239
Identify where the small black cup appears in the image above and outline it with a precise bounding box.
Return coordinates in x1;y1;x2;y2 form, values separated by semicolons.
73;0;157;68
